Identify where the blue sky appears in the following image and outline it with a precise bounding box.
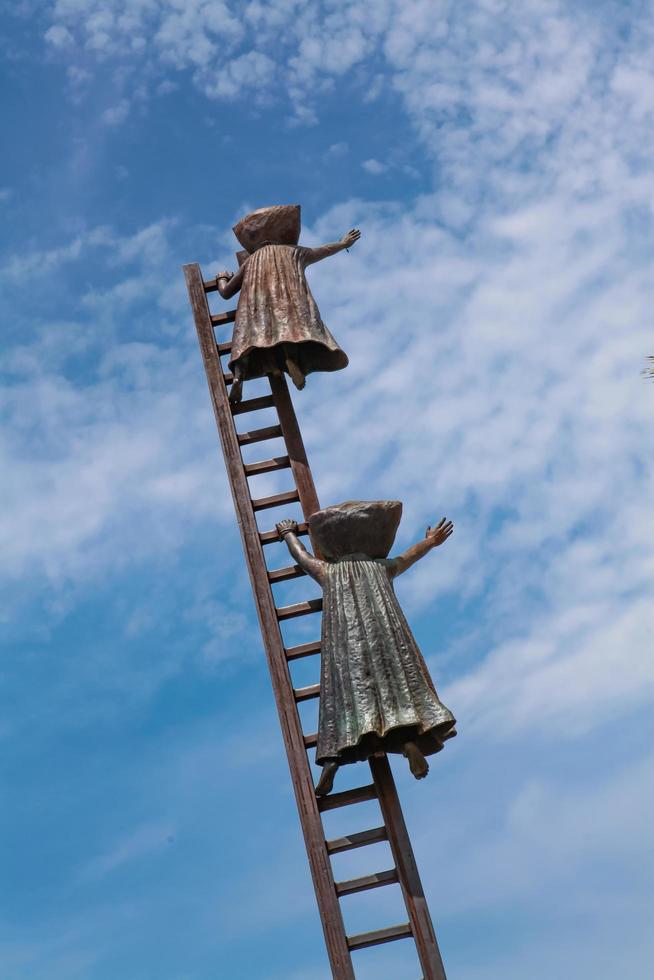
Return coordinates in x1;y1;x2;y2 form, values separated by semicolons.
2;1;654;978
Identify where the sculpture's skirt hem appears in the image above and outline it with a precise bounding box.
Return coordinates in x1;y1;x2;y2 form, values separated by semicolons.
229;339;348;380
316;719;457;767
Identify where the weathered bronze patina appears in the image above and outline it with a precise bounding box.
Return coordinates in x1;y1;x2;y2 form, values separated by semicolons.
215;204;359;403
277;502;456;797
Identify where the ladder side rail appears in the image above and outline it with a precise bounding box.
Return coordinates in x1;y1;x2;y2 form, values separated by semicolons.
184;263;355;980
369;754;447;979
269;373;321;522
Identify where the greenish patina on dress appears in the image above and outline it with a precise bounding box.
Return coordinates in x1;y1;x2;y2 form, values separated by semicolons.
317;554;456;766
277;501;457;796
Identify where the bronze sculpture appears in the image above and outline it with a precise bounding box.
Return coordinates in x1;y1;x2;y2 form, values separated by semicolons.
186;204;459;969
277;502;457;797
215;204;360;403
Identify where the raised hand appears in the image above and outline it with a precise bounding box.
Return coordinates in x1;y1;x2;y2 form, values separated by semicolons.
341;228;361;249
276;518;299;540
425;518;454;548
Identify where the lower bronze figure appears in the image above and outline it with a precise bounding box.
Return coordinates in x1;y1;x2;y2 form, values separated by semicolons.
277;501;457;797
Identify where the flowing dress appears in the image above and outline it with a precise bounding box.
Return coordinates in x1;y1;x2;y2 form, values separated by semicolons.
316;556;456;766
228;244;348;379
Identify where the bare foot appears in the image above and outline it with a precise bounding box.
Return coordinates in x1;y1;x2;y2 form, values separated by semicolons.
286;358;306;391
315;760;338;797
404;741;429;780
228;377;243;404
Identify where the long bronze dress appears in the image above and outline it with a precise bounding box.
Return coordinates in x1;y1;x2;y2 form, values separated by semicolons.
228;244;348;380
316;555;456;767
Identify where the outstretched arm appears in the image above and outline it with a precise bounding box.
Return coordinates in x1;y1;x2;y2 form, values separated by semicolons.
276;520;326;584
391;517;454;578
303;228;361;266
215;264;245;299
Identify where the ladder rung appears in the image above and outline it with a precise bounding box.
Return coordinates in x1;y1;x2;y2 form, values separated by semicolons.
223;372;234;385
304;732;318;748
237;425;283;447
317;784;377;813
210;310;237;325
217;341;232;356
285;640;321;660
244;456;291;477
252;489;300;513
260;522;308;545
276;598;323;621
231;395;275;416
268;564;306;583
347;922;412;951
293;683;320;703
335;868;398;898
326;826;388;855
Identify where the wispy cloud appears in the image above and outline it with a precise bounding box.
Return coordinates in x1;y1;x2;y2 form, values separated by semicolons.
79;820;176;881
101;98;129;126
4;4;654;976
361;157;387;175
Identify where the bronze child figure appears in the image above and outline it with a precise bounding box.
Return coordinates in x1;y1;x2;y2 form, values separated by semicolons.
276;501;456;797
215;204;359;404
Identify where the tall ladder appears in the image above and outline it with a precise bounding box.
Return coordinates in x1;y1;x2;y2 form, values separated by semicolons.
184;263;448;980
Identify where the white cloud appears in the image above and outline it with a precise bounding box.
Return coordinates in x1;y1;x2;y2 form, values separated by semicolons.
42;0;653;147
0;222;236;600
201;49;276;100
429;748;654;916
291;166;654;736
44;23;73;48
101;98;130;125
447;596;654;739
0;226;113;281
361;157;387;175
66;64;91;88
0;340;227;587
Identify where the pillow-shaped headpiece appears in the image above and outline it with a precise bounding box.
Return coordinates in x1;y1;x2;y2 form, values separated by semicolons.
309;500;402;560
233;204;301;253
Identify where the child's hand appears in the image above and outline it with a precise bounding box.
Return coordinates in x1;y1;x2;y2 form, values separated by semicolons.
216;270;233;282
341;228;361;249
277;519;299;540
425;518;454;548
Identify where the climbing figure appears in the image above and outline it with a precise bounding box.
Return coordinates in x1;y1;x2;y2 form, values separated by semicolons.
276;501;457;797
215;204;359;403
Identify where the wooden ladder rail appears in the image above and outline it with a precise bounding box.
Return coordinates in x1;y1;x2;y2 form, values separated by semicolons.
184;263;448;980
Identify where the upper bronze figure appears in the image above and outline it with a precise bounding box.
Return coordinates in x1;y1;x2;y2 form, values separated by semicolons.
215;204;360;403
277;501;456;797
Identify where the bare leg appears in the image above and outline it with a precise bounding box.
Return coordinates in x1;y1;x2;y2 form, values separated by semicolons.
228;358;246;404
283;344;306;391
403;741;429;780
286;358;306;390
229;378;243;404
315;760;339;797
